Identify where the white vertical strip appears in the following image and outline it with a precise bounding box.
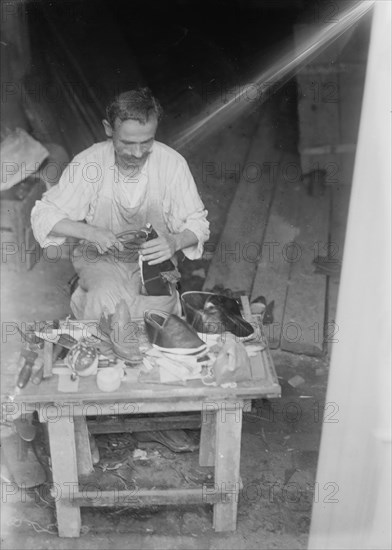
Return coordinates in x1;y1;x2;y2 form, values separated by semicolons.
308;2;391;549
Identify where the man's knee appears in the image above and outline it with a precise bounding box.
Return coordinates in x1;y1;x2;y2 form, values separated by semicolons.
77;266;123;292
87;284;124;312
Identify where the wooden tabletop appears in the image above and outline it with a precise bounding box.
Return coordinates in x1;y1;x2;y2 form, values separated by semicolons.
1;318;281;409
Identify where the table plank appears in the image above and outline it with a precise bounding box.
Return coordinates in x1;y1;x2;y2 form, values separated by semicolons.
203;106;281;294
72;487;219;507
280;185;330;355
8;379;280;411
87;414;201;434
2;317;280;410
251;155;302;348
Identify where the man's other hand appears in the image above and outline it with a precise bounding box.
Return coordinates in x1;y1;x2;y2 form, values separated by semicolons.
139;233;177;265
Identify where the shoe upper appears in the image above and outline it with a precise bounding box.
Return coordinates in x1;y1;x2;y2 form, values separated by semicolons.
144;310;206;350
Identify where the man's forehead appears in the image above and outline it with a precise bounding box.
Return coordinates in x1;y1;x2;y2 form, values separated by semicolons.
114;116;158;134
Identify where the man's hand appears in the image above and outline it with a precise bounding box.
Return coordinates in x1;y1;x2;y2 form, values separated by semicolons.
139;233;178;265
51;219;124;254
86;226;124;254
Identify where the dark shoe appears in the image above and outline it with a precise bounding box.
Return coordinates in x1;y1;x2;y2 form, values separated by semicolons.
181;291;254;339
141;226;180;296
110;225;180;296
263;300;275;325
144;310;207;354
1;430;46;488
141;260;178;296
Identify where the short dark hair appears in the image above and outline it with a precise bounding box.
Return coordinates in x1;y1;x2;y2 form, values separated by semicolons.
106;88;163;127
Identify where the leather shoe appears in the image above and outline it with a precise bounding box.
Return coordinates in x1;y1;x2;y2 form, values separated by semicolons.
144;310;207;354
108;225;180;296
140;226;179;296
109;300;143;363
181;291;254;338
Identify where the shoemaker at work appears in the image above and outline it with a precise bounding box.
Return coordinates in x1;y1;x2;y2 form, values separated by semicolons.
31;88;210;319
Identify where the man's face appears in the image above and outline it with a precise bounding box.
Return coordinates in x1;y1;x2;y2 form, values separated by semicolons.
103;116;158;172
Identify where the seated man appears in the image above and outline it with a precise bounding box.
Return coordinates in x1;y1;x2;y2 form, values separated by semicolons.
31;88;210;320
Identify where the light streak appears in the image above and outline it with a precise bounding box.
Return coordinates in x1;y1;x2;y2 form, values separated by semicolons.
173;1;374;150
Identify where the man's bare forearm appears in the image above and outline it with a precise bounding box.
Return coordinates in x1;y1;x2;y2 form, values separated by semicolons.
50;219;93;241
50;219;123;254
171;229;199;252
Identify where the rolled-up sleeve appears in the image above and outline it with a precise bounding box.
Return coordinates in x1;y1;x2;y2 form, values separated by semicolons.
31;159;95;247
164;160;210;260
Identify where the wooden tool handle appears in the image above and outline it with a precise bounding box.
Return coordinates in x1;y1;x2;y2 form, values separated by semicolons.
16;363;33;389
43;341;54;379
31;359;44;385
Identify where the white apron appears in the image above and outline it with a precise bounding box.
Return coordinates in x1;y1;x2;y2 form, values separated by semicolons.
70;155;181;320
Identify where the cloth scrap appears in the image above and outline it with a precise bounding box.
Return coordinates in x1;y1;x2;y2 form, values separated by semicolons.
1;128;49;191
57;373;79;392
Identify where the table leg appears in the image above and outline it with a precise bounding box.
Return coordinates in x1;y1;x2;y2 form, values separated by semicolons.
199;411;216;467
47;417;81;537
213;401;243;532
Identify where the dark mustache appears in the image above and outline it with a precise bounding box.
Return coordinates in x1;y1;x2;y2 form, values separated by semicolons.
122;151;151;163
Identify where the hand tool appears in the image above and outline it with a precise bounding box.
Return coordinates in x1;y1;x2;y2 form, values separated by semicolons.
42;332;79;380
16;349;38;389
57;333;78;349
16;327;44;349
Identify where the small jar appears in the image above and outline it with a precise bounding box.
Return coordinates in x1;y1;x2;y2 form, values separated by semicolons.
96;367;122;392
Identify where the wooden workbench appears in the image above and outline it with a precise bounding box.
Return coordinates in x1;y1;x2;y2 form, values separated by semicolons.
1;320;280;538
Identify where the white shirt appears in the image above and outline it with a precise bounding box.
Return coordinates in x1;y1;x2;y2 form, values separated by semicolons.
31;140;210;259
